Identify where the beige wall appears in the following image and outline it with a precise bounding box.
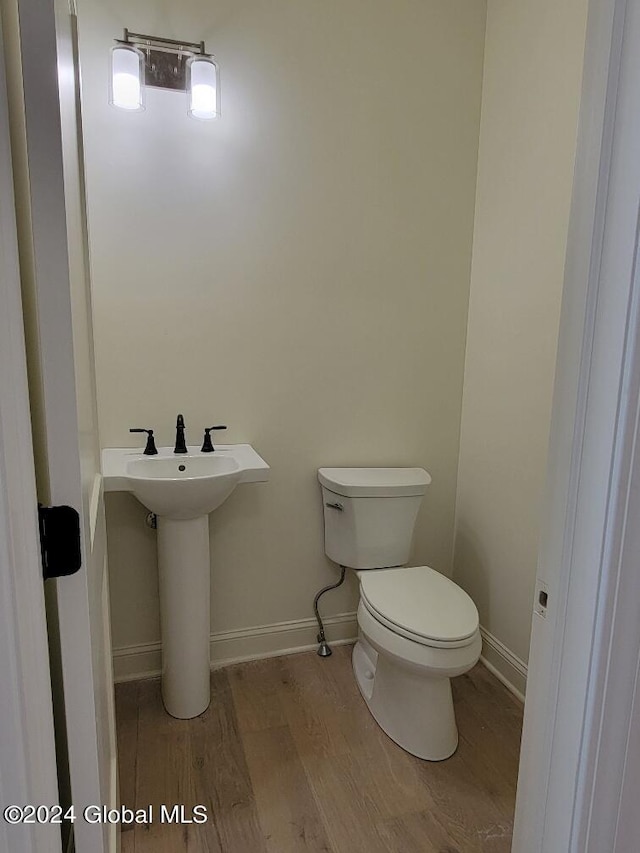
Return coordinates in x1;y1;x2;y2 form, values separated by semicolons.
77;0;487;658
453;0;588;670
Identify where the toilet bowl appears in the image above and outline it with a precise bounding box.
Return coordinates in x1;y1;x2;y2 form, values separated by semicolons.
318;467;481;761
354;566;481;760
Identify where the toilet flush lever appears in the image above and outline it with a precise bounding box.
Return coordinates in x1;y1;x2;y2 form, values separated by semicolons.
325;502;344;511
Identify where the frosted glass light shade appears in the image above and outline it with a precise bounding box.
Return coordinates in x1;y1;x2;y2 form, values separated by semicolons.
187;56;219;120
110;45;144;111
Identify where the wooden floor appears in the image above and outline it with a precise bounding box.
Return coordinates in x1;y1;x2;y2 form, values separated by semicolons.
115;645;523;853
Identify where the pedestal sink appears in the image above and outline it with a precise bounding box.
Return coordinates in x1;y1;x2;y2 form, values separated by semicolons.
102;445;269;718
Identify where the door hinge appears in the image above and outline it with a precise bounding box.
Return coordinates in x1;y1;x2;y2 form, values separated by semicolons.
38;504;82;580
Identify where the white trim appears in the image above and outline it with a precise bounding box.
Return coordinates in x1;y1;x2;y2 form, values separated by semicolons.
513;0;640;849
0;15;61;853
479;627;527;704
113;615;530;709
88;473;102;549
572;2;640;845
113;612;358;682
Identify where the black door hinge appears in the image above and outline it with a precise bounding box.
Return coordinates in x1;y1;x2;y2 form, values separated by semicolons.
38;504;82;580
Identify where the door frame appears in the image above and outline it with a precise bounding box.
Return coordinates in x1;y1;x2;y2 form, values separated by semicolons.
2;0;116;850
0;18;61;853
513;0;640;849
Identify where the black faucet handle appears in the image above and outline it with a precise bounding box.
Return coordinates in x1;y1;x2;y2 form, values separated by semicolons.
130;428;158;456
201;425;227;453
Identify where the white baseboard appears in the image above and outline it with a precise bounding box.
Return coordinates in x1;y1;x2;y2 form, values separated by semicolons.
113;611;358;683
479;626;527;703
113;614;529;703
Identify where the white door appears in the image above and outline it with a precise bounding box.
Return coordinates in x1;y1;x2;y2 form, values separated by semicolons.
1;1;117;852
0;16;60;853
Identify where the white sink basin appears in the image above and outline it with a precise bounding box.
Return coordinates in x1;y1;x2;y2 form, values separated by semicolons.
125;454;241;519
102;444;269;520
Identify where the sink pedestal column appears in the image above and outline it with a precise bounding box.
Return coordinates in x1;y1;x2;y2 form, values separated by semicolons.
157;515;211;718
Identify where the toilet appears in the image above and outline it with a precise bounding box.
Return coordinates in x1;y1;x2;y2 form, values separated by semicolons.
318;467;481;761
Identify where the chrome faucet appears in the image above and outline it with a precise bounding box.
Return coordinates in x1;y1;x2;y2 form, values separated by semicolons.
174;414;187;454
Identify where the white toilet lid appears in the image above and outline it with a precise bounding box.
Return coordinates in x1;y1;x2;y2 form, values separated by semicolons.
360;566;479;646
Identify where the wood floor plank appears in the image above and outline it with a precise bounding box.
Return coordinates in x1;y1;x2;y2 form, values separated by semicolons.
454;667;523;761
410;736;515;851
450;667;523;823
132;679;198;853
189;668;267;853
120;826;136;853
242;725;333;853
277;651;354;759
452;694;519;818
376;809;459;853
302;751;393;853
227;656;289;733
114;681;139;812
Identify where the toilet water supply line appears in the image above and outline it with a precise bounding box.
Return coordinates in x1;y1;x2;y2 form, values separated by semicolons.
313;565;346;657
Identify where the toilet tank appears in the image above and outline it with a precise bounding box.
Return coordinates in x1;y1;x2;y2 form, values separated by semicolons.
318;468;431;570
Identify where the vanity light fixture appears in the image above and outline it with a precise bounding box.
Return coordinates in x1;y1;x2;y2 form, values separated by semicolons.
110;29;220;120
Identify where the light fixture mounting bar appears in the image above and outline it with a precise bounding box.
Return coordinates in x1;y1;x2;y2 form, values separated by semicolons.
119;29;206;55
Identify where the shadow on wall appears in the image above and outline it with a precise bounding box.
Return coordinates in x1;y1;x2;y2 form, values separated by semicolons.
410;487;444;574
105;493;161;648
452;521;491;630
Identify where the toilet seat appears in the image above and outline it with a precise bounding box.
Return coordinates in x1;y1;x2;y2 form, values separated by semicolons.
359;566;479;649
